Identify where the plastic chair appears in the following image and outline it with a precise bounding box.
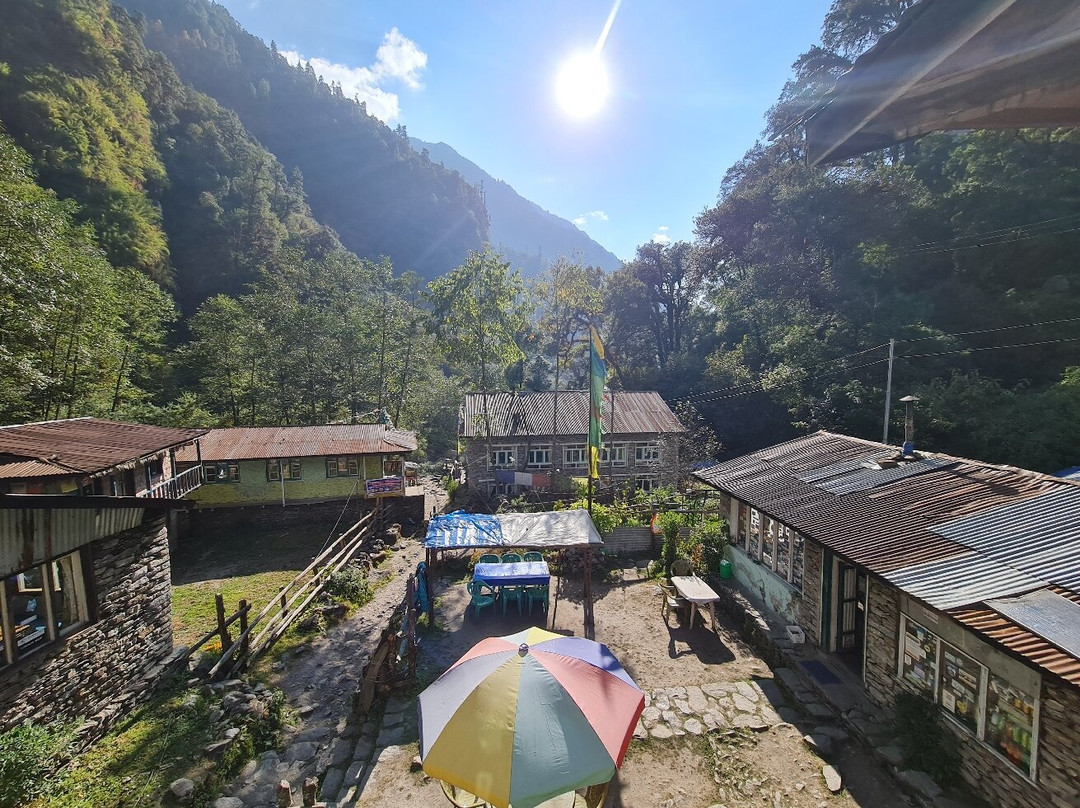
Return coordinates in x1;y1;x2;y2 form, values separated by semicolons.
575;781;610;808
440;780;487;807
524;584;549;615
669;558;693;578
501;552;523;564
523;551;543;562
467;580;498;620
659;583;688;623
478;553;500;564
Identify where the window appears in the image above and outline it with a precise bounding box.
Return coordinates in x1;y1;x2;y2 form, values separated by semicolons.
267;459;302;481
2;550;89;667
729;500;805;590
490;447;515;468
383;456;403;477
897;613;1037;779
204;462;240;483
564;445;587;468
635;443;660;464
326;456;360;477
635;475;658;492
602;444;626;466
527;446;551;467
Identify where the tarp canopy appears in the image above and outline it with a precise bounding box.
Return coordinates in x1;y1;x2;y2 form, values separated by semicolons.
424;509;603;550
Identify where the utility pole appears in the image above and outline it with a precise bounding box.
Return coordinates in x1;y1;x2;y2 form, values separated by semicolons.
882;338;896;444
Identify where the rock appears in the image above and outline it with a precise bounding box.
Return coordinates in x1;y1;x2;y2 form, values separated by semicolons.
877;745;903;768
343;760;367;788
686;685;709;714
383;710;404;727
295;725;332;742
302;777;319;806
169;778;196;803
283;741;318;762
822;765;842;793
683;718;704;735
296;704;315;718
802;733;834;757
320;767;344;798
213;799;244;808
203;740;233;758
277;780;292;807
732;715;769;731
411;754;423;772
803;702;834;719
633;721;649;739
735;681;761;703
898;770;943;800
651;724;675;739
353;739;374;761
732;694;757;714
223;727;241;741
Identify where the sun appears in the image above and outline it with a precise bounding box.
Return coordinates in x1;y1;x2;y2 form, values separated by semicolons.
555;52;609;118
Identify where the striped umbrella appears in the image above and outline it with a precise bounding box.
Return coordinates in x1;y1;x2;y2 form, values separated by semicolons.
419;626;645;808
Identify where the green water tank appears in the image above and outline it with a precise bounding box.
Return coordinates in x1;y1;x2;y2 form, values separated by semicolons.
718;559;733;579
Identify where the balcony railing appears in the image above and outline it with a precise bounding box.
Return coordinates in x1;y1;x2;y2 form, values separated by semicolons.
142;465;203;499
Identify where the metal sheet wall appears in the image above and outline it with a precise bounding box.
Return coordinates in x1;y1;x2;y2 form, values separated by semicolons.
0;507;145;576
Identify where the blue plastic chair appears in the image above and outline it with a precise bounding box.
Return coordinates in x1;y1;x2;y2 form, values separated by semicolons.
477;553;500;564
524;584;549;616
523;551;543;562
501;552;523;563
467;580;497;620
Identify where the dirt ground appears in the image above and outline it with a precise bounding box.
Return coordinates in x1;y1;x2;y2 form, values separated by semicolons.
359;549;914;808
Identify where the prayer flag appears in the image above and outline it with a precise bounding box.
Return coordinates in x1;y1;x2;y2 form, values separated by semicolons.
588;326;607;479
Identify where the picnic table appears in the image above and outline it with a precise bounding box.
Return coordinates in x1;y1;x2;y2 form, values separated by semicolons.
670;575;720;630
473;561;550;588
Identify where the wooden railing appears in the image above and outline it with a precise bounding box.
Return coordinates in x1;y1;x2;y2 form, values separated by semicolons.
143;465;204;499
178;510;377;679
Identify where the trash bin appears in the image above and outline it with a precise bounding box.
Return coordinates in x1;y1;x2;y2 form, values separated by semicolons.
718;559;733;579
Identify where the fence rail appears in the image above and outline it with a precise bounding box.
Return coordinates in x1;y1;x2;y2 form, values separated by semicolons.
143;464;204;499
179;510;377;679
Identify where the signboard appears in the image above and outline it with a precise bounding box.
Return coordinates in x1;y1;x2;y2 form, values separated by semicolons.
365;477;403;497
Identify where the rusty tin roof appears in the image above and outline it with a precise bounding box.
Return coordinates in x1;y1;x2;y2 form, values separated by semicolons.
460;391;684;438
0;418;207;476
177;425;418;462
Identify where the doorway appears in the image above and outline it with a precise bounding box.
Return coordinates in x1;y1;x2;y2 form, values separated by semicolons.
822;552;868;677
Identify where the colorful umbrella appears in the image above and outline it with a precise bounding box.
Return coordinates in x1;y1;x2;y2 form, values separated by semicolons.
419;626;645;808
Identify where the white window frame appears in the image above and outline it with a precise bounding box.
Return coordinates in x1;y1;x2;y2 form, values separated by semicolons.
635;443;660;465
489;447;516;469
204;461;240;483
728;499;804;590
564;445;587;468
602;443;626;466
635;475;658;492
267;458;302;481
1;550;89;667
526;446;551;468
326;456;360;478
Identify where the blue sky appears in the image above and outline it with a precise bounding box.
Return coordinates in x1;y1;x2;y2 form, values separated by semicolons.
219;1;832;261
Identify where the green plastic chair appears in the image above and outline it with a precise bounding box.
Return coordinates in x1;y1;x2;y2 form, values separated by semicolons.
501;552;523;564
467;580;497;620
477;553;500;564
524;584;549;616
523;551;543;562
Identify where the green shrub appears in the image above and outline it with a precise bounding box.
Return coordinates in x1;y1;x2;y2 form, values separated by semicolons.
657;511;692;572
326;562;374;606
893;691;961;785
687;518;729;576
0;721;75;808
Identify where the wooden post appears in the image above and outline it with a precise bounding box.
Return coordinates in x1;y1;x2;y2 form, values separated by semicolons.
215;594;231;656
238;599;249;671
583;548;594;640
280;590;288;618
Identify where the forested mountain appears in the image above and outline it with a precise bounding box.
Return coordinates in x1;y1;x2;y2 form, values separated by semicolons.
410;137;622;276
116;0;489;282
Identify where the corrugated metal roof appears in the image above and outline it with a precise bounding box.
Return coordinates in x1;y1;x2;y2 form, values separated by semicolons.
176;425;418;462
0;459;74;479
930;487;1080;593
460;391;684;438
693;431;1067;575
815;457;952;494
0;504;147;577
986;590;1080;661
0;418;206;474
950;590;1080;687
885;554;1047;610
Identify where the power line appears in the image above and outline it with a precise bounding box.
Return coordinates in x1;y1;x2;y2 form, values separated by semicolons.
904;223;1080;257
677;357;888;407
904;212;1080;253
899;335;1080;360
898;315;1080;343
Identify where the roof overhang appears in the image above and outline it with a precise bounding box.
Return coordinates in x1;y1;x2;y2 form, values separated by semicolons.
804;0;1080;166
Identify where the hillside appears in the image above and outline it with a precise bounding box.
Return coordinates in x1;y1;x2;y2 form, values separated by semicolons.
118;0;489;281
412;138;622;275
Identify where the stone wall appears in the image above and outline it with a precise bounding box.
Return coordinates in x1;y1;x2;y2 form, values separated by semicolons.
0;516;173;739
799;541;823;645
603;526;654;555
862;577;902;708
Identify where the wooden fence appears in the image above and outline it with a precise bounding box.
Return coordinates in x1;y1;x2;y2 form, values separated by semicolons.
179;510;378;679
356;564;427;715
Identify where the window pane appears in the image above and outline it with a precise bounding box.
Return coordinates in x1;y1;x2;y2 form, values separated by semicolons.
792;531;805;589
776;525;791;580
737;504;749;550
900;617;938;693
7;572;48;655
748;509;761;558
985;675;1036;775
51;554;85;635
939;644;981;734
761;517;774;568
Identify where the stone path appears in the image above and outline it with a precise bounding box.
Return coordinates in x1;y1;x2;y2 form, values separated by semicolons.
635;680;784;739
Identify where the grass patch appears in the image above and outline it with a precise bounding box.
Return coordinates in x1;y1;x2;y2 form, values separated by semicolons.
172;570;298;648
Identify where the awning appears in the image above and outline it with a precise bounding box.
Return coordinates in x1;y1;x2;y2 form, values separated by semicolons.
424;509;604;550
804;0;1080;165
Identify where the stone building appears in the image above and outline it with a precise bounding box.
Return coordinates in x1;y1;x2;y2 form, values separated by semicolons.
460;391;684;498
0;419;208;737
694;431;1080;808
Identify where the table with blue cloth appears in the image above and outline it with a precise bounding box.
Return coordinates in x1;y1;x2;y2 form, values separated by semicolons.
473;561;550;588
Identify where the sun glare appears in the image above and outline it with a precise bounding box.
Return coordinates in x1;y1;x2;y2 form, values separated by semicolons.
555;52;609;118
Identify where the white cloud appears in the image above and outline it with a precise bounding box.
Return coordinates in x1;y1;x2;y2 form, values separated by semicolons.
280;28;426;123
651;225;671;245
573;210;610;227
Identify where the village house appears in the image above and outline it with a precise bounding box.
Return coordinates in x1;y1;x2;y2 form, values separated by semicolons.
176;424;419;508
693;430;1080;808
0;418;207;736
459;391;684;498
